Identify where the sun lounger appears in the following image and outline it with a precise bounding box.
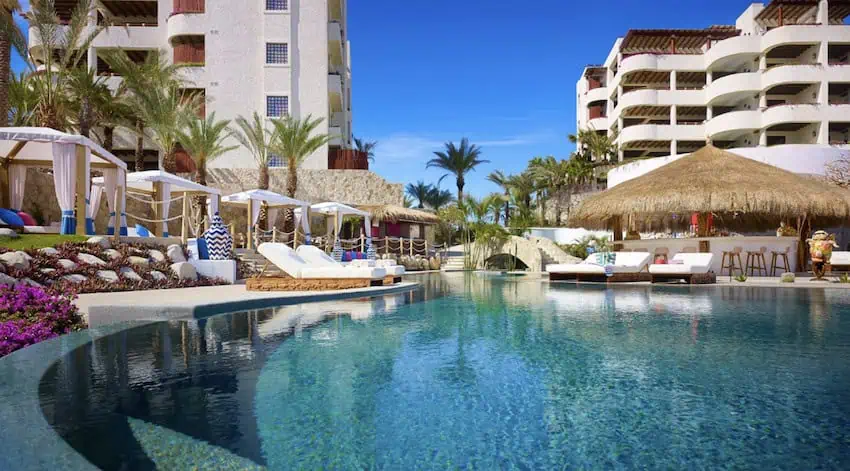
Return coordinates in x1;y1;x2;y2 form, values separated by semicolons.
649;253;716;284
828;251;850;273
248;243;387;291
297;245;405;285
546;252;652;282
349;257;406;283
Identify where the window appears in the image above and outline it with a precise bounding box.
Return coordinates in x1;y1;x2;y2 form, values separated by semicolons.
266;96;289;117
266;43;288;65
266;0;287;10
268;153;284;167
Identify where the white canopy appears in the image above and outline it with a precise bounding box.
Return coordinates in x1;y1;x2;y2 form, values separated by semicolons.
221;189;309;208
309;201;370;218
125;170;220;195
0;127;127;169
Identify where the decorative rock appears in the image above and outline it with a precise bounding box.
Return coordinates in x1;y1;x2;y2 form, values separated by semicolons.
119;267;143;281
103;249;122;261
40;268;56;274
128;256;149;266
781;272;796;283
86;236;111;249
0;251;30;271
0;263;4;273
57;259;78;270
77;253;107;266
149;250;166;263
61;274;87;284
150;270;167;281
0;228;19;239
167;245;187;263
97;270;119;283
429;257;441;271
39;247;59;257
0;273;16;286
169;262;197;281
17;278;42;288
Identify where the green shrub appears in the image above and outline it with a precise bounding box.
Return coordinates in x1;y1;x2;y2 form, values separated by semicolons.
557;235;611;260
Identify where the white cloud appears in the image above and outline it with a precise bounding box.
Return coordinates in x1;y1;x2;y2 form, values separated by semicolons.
374;130;552;164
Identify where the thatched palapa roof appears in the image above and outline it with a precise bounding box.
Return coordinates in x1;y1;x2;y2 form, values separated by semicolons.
570;145;850;229
359;205;440;225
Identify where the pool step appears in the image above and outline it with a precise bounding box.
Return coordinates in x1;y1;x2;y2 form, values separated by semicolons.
441;255;467;272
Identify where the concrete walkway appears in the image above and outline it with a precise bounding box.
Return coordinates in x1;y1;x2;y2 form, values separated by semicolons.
79;282;420;327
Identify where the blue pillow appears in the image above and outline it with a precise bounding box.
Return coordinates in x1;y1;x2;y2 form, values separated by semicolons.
197;237;210;260
135;224;151;238
342;251;352;262
0;208;24;227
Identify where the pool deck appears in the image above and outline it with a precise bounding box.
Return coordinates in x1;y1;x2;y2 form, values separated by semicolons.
79;281;420;327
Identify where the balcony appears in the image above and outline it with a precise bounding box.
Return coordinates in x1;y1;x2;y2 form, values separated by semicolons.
585;86;608;103
329;73;343;111
706;72;761;104
173;36;205;66
706;110;761;139
328;149;369;170
167;9;207;42
173;0;204;14
328;21;344;69
619;123;705;145
329;0;343;22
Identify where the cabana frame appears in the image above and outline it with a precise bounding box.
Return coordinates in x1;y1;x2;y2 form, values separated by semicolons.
221;189;311;250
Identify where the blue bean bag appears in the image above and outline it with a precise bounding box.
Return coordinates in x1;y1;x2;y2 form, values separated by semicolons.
196;237;210;260
0;208;24;227
135;224;151;237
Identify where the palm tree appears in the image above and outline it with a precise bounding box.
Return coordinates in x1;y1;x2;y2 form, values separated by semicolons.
425;186;454;210
353;136;377;162
8;72;37;126
507;172;535;214
405;180;432;208
530;156;570;226
0;0;23;126
403;195;414;208
269;114;330;198
177;112;236;225
132;84;200;171
232;112;275;190
486;170;512;225
569;128;619;163
94;89;134;154
65;65;111;138
426;138;489;201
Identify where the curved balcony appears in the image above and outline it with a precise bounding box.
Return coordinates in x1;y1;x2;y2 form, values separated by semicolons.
762;25;831;55
28;24;160;58
588;117;609;131
586;86;608;103
167;11;207;43
761;103;822;129
705;35;761;70
706;72;761;104
619;124;705;146
761;64;823;92
706;110;761;139
613;89;704;118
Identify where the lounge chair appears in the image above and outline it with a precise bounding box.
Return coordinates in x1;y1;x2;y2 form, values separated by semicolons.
248;243;387;291
296;245;405;285
546;252;652;282
829;251;850;273
649;253;716;284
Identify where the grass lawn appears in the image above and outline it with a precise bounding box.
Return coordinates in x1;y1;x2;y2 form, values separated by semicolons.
0;234;89;251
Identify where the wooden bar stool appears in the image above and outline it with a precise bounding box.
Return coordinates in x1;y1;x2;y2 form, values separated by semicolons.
771;246;791;276
721;246;744;276
654;247;669;263
746;246;768;276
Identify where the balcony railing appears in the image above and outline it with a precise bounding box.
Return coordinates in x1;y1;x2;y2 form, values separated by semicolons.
328;149;368;170
173;37;205;65
173;0;204;14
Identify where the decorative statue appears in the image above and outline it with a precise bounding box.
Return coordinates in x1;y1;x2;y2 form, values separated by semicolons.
203;212;233;260
807;230;838;280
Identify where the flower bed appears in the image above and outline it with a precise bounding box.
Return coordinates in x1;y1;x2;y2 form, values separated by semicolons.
0;285;86;357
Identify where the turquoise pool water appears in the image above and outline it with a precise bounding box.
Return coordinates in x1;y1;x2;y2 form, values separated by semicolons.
37;275;850;469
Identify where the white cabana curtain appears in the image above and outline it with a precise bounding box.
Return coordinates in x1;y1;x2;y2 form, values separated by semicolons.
102;168;118;235
9;165;27;212
119;170;128;235
83;147;92;234
87;183;103;234
208;195;219;217
161;183;172;237
268;208;279;228
52;143;77;234
251;201;262;226
300;206;311;243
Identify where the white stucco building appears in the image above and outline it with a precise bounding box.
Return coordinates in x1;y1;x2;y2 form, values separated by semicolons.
27;0;354;170
576;0;850;182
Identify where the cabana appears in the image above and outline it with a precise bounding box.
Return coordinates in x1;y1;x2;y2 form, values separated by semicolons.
95;170;221;241
221;189;311;250
0;127;128;237
307;202;373;260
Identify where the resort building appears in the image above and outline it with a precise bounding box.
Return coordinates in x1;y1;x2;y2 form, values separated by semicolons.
26;0;356;171
575;0;850;178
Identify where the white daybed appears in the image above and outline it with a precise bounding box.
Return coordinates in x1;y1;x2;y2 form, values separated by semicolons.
296;245;404;284
649;253;716;284
546;252;652;282
829;251;850;272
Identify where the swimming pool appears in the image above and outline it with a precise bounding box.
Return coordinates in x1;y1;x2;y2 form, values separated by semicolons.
9;274;850;469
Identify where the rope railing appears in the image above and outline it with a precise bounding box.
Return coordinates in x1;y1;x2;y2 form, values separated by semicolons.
126;192;185;205
126;212;184;223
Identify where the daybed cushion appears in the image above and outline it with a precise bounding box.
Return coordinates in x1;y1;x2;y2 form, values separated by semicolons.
547;252;651;275
135;224;151;237
300;266;387;279
190;259;237;284
649;253;714;275
17;212;37;226
296;245;337;266
260;243;386;280
831;251;850;266
0;208;24;227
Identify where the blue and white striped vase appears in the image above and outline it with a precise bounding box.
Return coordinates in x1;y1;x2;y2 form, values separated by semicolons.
202;213;233;260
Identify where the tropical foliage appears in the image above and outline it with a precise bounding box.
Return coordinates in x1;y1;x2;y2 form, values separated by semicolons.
440;196;509;270
427;138;489;201
353;136;377;162
269;114;330;198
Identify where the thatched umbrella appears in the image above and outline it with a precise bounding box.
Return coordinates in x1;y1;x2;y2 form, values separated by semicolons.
570;145;850;268
359;205;441;224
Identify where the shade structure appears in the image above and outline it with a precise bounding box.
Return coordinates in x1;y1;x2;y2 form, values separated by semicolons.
0;127;127;169
358;204;440;225
570;145;850;230
222;189;311;250
308;202;373;260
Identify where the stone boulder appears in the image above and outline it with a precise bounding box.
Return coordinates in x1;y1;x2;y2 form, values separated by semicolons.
16;278;42;288
128;256;149;267
0;228;19;239
149;250;166;263
119;267;142;281
61;274;87;284
39;247;59;257
103;249;122;261
0;273;16;286
86;236;111;249
781;272;795;283
0;251;30;271
78;253;107;266
429;257;440;271
97;270;119;283
40;268;56;275
150;270;167;281
170;262;197;281
57;259;78;271
167;245;187;263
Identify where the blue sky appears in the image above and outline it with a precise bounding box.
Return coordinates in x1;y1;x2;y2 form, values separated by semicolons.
12;0;753;197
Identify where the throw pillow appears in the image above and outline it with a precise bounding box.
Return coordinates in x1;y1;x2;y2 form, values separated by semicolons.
17;212;37;226
196;237;210;260
135;224;151;237
0;208;24;227
596;252;615;265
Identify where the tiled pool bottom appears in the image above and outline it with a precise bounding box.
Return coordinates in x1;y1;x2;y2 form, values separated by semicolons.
6;274;850;469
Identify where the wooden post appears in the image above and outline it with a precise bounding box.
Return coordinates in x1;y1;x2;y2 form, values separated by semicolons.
409;237;413;256
360;233;365;252
246;198;254;250
0;162;9;210
272;227;278;243
74;145;88;236
151;181;164;237
611;216;624;251
293;227;298;248
778;4;783;26
112;183;122;242
181;191;190;244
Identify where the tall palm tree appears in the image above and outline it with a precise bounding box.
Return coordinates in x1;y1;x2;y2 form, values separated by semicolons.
353;136;377;162
65;65;111;138
425;186;454;210
0;0;23;126
569;127;619;163
177;112;236;224
270;114;330;198
8;71;37;126
94;89;134;154
405;180;431;208
232;112;275;190
132;84;200;171
530;156;570;226
507;172;535;214
426;138;489;201
486;170;512;225
403;194;414;208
